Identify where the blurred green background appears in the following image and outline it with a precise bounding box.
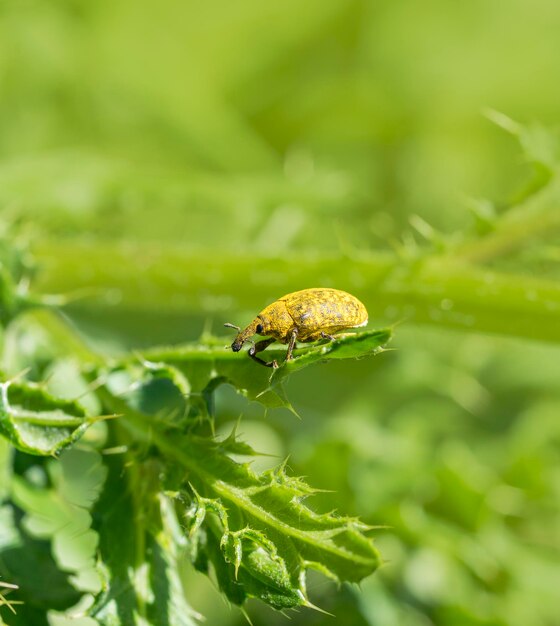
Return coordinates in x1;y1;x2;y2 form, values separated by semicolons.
1;1;560;625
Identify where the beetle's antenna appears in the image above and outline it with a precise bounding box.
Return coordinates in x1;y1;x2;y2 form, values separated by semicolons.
224;323;241;332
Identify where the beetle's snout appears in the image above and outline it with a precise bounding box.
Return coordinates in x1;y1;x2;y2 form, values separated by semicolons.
227;320;259;354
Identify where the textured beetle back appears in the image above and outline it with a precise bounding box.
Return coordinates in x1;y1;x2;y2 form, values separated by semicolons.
282;288;367;340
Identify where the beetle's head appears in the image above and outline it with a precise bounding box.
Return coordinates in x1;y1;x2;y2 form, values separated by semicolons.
225;319;262;352
231;336;244;352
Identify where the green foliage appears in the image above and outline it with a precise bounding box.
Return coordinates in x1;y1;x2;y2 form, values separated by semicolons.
140;328;392;410
0;380;97;456
2;2;560;625
90;332;388;617
11;449;106;593
0;278;390;624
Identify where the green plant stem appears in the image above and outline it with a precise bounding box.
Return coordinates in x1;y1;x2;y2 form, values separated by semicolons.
31;240;560;344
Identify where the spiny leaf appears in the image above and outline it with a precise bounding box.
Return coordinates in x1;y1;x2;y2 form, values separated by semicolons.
104;363;190;426
210;526;303;610
94;381;381;610
0;379;102;456
150;495;202;626
218;422;269;457
270;328;392;381
177;435;381;607
90;453;199;626
141;328;392;411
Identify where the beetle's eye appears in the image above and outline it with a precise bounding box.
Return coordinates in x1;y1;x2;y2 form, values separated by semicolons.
256;324;263;334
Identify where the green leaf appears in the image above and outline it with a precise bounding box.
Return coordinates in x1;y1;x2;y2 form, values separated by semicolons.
95;381;382;610
87;451;141;625
149;495;202;626
10;449;107;595
201;523;303;610
270;328;392;380
90;452;199;626
0;439;11;503
177;436;382;607
0;266;19;327
0;504;82;625
141;328;392;411
0;231;41;328
0;380;101;456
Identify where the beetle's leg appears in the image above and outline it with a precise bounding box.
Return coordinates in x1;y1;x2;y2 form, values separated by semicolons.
320;331;337;341
248;337;278;368
285;328;299;361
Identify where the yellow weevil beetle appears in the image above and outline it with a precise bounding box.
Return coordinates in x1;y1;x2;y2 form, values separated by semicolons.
225;288;368;368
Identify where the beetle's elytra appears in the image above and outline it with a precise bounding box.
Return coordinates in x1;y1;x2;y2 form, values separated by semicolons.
225;288;368;368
